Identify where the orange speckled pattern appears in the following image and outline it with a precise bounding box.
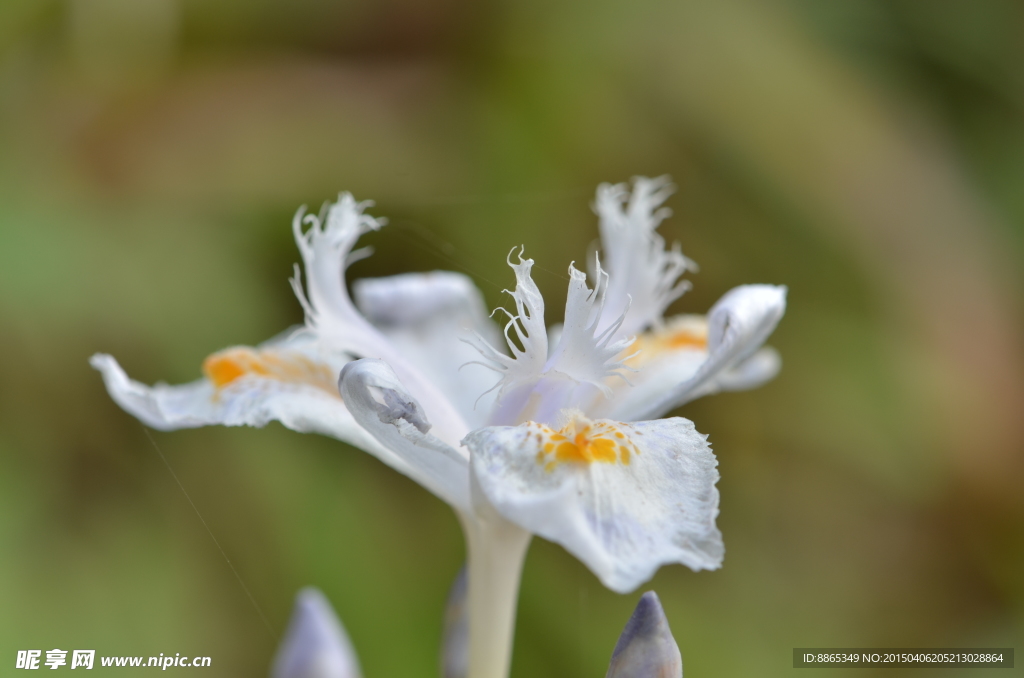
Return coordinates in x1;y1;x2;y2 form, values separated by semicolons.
202;347;339;397
527;416;637;472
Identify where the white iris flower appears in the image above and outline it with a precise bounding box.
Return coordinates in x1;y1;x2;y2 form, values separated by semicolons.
92;177;785;678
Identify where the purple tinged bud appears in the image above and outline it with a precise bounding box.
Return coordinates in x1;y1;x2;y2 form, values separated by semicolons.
605;591;682;678
440;565;469;678
271;587;362;678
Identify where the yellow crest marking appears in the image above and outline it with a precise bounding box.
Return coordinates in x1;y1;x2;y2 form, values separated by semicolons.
623;315;707;368
527;416;637;471
202;347;339;398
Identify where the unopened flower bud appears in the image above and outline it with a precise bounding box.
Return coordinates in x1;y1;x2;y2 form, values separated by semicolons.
440;565;469;678
605;591;682;678
271;587;362;678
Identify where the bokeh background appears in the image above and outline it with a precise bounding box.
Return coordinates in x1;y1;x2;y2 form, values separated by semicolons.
2;0;1023;675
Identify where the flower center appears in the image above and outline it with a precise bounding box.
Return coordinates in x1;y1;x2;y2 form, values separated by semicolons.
526;414;637;472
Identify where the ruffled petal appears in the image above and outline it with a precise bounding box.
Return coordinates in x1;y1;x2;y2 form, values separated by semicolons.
463;248;548;405
338;359;471;513
271;588;362;678
481;259;636;427
464;412;722;593
544;262;633;395
90;339;415;478
593;177;696;338
605;285;786;421
291;193;471;441
466;248;560;426
353;271;502;429
291;193;386;350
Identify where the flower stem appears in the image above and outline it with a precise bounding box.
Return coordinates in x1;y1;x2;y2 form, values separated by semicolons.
460;502;532;678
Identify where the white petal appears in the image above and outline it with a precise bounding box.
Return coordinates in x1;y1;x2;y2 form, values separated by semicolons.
291;194;386;351
469;249;548;396
594;177;696;338
544;262;633;394
89;339;414;479
483;260;635;427
271;588;362;678
715;346;781;392
353;271;502;429
464;413;722;593
338;359;471;513
464;249;550;422
290;194;471;439
609;285;786;421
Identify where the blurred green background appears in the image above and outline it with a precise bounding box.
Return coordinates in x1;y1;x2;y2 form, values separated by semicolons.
2;0;1023;675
